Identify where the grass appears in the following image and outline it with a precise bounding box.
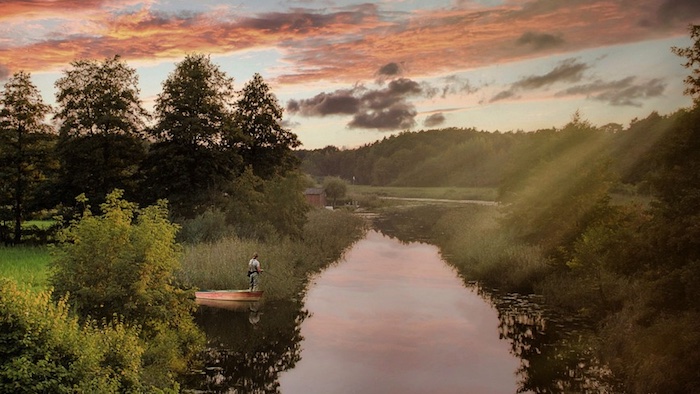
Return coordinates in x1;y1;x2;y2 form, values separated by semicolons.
0;246;52;292
23;220;57;230
348;185;498;201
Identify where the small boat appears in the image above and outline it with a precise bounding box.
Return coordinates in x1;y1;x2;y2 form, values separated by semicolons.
195;289;264;302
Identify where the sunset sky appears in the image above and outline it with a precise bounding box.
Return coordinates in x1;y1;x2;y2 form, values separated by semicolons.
1;0;699;149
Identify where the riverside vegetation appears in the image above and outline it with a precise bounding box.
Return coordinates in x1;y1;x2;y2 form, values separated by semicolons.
0;193;366;392
370;99;700;392
0;51;367;392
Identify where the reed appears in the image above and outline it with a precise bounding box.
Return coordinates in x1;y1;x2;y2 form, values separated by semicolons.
180;208;367;300
377;204;550;293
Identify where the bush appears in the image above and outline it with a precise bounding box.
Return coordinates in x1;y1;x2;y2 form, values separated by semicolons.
0;278;147;393
177;208;233;244
49;190;204;389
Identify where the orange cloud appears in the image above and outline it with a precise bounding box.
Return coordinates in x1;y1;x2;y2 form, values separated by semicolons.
0;0;695;85
0;0;142;21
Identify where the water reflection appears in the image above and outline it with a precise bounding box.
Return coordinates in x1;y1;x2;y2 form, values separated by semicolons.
184;299;308;393
475;287;621;393
278;230;523;393
184;225;621;393
375;209;623;393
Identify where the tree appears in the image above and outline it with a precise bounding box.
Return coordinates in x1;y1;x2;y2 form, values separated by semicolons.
672;24;700;107
224;168;309;239
53;55;147;207
143;54;242;218
323;176;347;206
235;73;300;178
499;115;614;261
0;71;54;244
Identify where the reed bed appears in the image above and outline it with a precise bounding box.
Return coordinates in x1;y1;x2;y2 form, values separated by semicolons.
180;208;367;300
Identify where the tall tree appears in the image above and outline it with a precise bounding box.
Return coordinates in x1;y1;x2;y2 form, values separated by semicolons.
0;71;54;244
53;55;147;207
235;73;300;178
673;24;700;106
143;53;242;218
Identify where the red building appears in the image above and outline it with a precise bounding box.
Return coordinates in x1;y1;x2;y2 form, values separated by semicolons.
304;188;327;207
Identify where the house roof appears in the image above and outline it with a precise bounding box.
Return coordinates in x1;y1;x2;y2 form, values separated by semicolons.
304;188;325;195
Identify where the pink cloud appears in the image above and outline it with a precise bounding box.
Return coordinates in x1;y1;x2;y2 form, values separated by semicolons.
0;0;695;85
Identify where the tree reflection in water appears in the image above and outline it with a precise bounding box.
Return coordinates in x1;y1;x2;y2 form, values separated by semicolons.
473;284;623;393
374;210;624;393
184;299;308;393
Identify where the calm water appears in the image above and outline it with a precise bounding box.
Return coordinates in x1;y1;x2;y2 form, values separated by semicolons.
186;228;618;393
278;230;522;394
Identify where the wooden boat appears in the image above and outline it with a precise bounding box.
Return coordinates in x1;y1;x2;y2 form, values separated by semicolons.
195;289;263;302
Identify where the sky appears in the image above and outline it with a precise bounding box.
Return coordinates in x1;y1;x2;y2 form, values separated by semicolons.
1;0;699;150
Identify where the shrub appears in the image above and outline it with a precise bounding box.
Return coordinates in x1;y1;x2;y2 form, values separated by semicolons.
0;278;146;393
49;190;204;389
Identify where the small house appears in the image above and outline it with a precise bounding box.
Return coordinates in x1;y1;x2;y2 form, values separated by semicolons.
304;188;327;207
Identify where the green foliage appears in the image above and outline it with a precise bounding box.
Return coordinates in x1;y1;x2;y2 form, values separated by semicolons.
0;278;148;393
322;176;347;205
54;55;148;138
180;208;367;299
177;207;233;244
55;134;146;208
53;55;147;209
224;168;309;240
0;245;51;292
499;117;615;261
143;53;243;218
647;107;700;267
235;73;300;179
672;24;700;106
151;53;238;146
0;71;56;244
50;190;204;387
141;141;241;218
261;171;310;238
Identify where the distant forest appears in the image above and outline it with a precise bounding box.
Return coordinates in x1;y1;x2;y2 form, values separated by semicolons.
296;109;674;194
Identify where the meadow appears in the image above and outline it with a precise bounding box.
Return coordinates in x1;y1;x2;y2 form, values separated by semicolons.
347;185;497;201
0;246;52;292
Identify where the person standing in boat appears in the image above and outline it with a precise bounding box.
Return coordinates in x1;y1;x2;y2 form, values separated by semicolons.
248;253;263;291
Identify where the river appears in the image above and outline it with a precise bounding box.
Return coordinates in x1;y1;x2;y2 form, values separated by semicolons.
278;230;522;393
186;228;619;393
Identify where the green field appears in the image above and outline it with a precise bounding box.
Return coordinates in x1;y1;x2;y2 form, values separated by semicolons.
0;246;52;292
347;185;498;201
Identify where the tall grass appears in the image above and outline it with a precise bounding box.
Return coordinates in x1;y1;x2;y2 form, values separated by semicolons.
0;246;52;292
180;208;367;300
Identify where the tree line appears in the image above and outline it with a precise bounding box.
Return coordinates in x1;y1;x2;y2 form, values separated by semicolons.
0;54;306;244
297;110;673;192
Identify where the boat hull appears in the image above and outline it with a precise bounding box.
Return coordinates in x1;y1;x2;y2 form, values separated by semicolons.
195;290;263;302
